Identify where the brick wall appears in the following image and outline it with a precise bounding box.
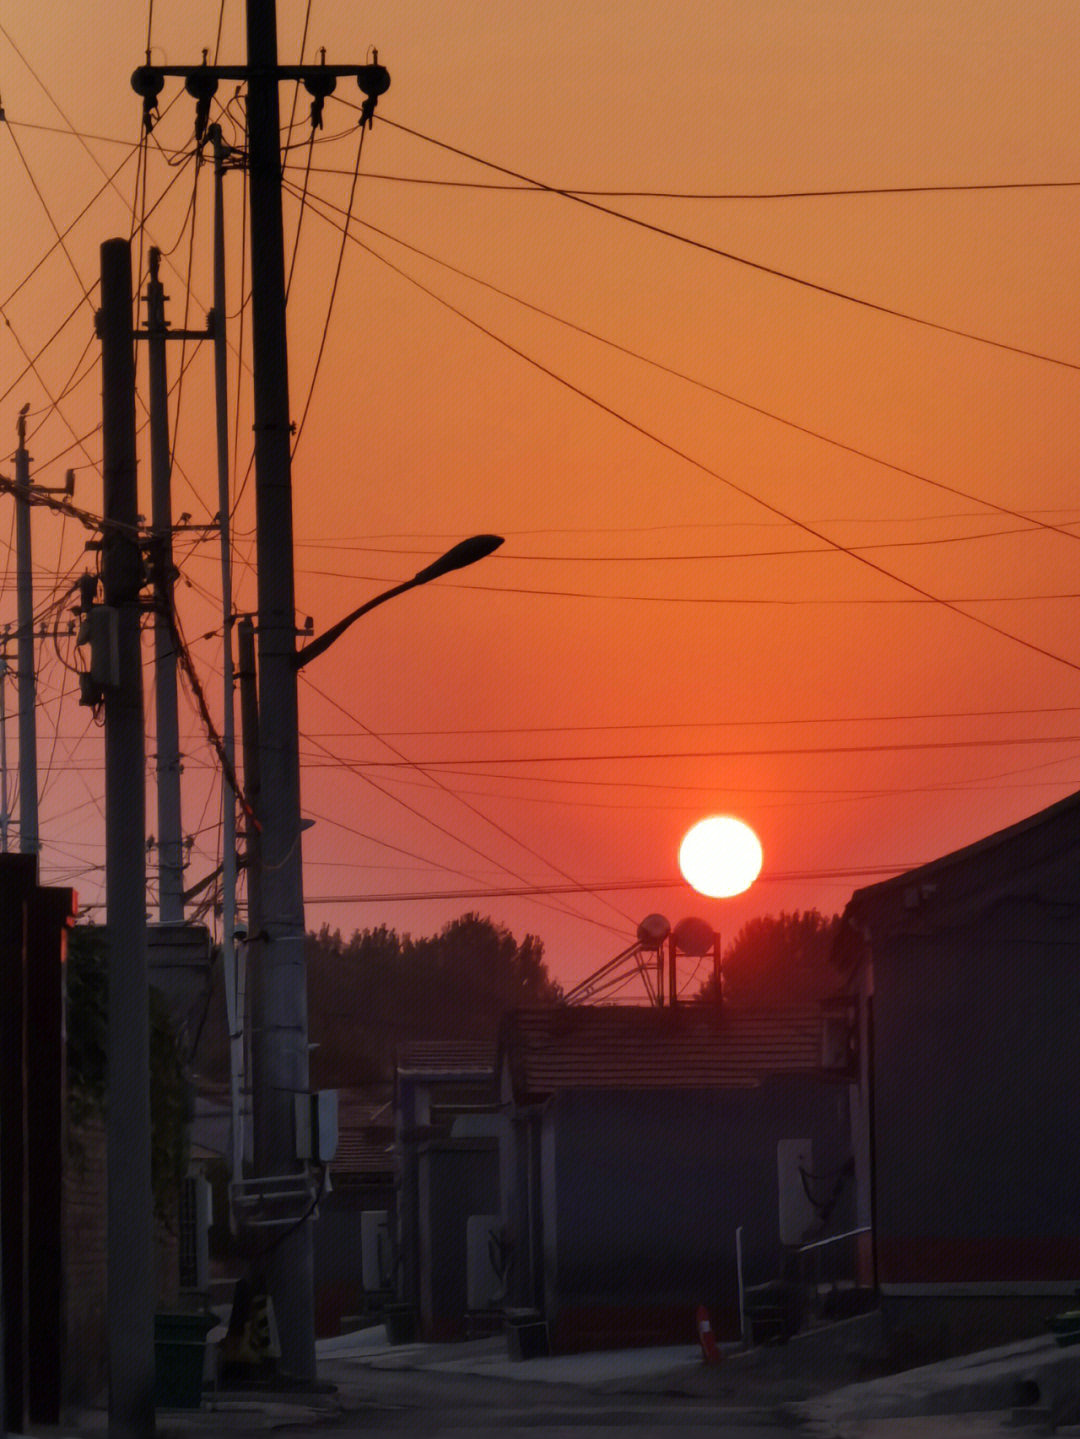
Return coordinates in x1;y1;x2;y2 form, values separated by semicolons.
63;1116;108;1407
62;1115;182;1410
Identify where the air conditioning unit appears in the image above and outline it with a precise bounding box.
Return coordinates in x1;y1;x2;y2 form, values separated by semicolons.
361;1210;392;1292
294;1089;339;1162
178;1173;212;1292
777;1139;817;1247
466;1214;505;1312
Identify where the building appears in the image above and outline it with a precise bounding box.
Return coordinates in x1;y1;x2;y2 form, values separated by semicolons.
496;1003;855;1351
838;790;1080;1358
394;1040;502;1341
0;854;76;1428
314;1088;395;1335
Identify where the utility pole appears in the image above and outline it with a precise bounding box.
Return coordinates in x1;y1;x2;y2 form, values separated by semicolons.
145;246;185;922
0;643;9;854
243;0;315;1376
131;18;389;1380
209;123;244;1189
14;409;39;857
98;236;156;1439
236;616;263;1174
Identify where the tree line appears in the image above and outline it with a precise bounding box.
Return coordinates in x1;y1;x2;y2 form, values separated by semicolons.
305;913;558;1085
193;908;842;1088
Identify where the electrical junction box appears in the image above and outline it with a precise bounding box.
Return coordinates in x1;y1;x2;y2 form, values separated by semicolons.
294;1089;338;1162
361;1210;392;1291
777;1138;817;1246
466;1215;504;1311
79;604;119;687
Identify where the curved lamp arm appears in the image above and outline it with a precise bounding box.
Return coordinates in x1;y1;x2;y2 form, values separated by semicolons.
294;533;503;670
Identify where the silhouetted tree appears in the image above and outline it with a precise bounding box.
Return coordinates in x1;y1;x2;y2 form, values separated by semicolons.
696;909;842;1007
306;913;558;1084
66;925;190;1227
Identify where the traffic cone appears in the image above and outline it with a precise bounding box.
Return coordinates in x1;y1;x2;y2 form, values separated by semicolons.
696;1303;721;1363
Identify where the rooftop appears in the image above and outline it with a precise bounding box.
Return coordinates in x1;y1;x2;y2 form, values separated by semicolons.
500;1002;828;1102
394;1038;497;1079
841;787;1080;946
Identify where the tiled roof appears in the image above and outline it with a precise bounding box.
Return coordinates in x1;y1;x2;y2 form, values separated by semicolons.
333;1130;396;1176
334;1087;395;1176
395;1038;496;1077
500;1003;826;1101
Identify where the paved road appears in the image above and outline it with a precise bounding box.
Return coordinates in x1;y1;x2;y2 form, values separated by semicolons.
296;1361;799;1436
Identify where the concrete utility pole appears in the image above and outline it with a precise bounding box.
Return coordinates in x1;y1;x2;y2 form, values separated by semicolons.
145;247;185;922
243;0;315;1377
98;237;156;1439
1;646;10;854
236;616;263;1173
131;15;390;1379
209;123;244;1187
13;409;39;856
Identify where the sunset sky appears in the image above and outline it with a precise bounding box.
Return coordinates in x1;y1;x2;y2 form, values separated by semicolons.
2;1;1079;996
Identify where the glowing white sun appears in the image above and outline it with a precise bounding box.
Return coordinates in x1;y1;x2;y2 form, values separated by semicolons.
679;816;763;898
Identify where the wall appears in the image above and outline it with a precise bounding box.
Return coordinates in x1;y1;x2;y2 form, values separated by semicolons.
62;1116;181;1410
313;1177;395;1336
499;1107;552;1317
542;1078;852;1350
63;1116;108;1409
872;898;1080;1290
417;1140;499;1340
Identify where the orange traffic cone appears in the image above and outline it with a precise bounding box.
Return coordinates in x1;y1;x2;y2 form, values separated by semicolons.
696;1303;721;1363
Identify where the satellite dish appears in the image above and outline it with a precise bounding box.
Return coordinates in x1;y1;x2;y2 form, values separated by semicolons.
636;914;671;950
671;916;716;957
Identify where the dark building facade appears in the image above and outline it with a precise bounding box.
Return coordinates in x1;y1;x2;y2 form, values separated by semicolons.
839;790;1080;1356
498;1004;854;1351
0;853;77;1429
394;1041;501;1341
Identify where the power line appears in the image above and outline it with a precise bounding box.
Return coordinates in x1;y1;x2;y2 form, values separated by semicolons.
297;702;1080;738
8;111;1077;199
307;863;915;905
290;120;368;455
345;734;1080;769
276;183;1080;679
373;112;1080;371
287;180;1080;543
298;671;632;938
292;157;1080;199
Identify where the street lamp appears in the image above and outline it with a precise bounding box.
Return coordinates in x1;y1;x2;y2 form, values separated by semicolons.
295;534;504;670
246;530;502;1379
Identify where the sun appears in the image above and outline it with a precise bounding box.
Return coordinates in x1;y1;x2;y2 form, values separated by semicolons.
679;816;763;898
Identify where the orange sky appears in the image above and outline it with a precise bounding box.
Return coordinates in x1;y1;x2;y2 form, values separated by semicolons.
2;1;1080;994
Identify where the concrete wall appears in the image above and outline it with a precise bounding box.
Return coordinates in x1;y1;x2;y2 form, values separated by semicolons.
313;1178;395;1336
540;1078;852;1349
872;897;1080;1286
417;1140;500;1339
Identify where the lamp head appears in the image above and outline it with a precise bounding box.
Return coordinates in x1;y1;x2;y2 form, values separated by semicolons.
413;534;503;584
